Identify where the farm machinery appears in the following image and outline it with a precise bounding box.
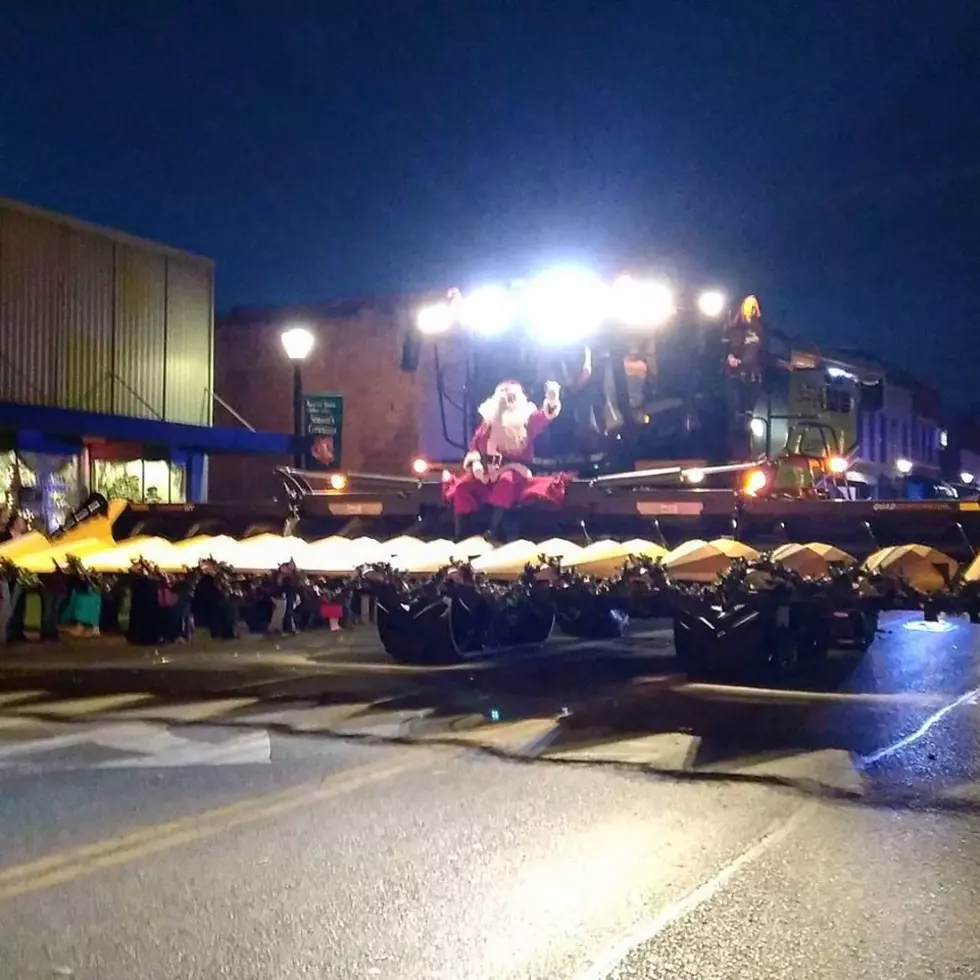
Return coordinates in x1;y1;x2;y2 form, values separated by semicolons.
73;271;980;677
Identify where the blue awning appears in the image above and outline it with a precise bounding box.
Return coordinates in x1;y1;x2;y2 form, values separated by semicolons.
0;401;304;457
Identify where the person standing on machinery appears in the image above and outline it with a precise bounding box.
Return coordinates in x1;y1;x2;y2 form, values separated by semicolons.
722;295;766;461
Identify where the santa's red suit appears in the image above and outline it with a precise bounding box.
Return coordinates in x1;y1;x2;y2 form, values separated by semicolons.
443;380;569;532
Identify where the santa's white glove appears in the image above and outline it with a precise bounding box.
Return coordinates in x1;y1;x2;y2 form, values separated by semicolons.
463;450;490;483
543;380;561;417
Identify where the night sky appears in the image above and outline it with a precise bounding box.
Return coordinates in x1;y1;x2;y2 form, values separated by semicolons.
2;2;978;404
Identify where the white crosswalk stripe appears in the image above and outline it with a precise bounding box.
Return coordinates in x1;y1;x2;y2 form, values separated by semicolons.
0;721;272;770
0;685;962;794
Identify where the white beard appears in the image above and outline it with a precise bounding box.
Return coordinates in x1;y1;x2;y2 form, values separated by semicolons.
487;409;529;455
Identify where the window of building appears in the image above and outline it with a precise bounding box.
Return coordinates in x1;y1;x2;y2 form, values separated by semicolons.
1;452;82;531
90;459;186;504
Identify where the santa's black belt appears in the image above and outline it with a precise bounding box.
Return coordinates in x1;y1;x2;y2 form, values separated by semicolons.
483;452;524;467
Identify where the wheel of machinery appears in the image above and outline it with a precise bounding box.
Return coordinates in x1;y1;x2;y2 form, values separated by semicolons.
672;616;714;678
376;597;462;665
765;624;801;680
852;608;880;654
796;607;831;663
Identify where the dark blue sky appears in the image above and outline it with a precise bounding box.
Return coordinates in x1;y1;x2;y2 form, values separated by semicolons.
2;2;978;402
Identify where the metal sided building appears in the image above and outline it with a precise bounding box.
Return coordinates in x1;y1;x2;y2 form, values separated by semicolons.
0;197;299;528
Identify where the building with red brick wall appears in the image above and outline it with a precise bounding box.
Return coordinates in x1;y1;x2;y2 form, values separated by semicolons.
210;296;431;502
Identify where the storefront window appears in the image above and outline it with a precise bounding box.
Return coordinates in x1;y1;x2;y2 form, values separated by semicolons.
0;451;82;531
91;459;186;503
0;451;22;507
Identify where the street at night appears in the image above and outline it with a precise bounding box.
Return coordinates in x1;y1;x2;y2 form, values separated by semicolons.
3;5;980;978
2;614;980;979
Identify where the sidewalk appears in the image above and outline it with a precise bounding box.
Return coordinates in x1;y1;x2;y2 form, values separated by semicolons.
0;625;410;699
0;624;675;701
0;623;381;667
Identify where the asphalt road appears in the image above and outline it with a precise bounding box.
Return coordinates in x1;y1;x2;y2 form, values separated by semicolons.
1;611;980;979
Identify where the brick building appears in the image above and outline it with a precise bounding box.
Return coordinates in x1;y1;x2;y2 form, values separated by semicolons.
210;296;434;501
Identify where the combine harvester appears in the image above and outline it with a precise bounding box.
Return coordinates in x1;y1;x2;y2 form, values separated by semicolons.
271;275;980;558
10;272;980;677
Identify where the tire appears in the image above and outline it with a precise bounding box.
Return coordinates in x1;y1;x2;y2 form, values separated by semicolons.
852;609;879;654
797;611;831;663
763;625;800;680
673;617;712;677
377;597;460;665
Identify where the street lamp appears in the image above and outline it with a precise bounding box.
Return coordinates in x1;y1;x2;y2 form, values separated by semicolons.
280;325;315;467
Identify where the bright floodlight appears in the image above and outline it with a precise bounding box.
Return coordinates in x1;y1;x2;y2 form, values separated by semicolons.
828;455;848;475
612;276;675;328
280;325;315;361
461;285;515;336
697;289;726;318
749;417;766;439
416;302;454;335
523;267;610;344
961;471;975;484
896;458;913;475
411;457;430;475
682;467;705;484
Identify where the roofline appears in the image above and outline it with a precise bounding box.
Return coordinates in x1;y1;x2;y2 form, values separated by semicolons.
0;196;214;267
218;292;426;326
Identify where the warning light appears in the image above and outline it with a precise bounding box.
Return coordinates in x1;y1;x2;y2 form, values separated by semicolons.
329;473;348;490
743;468;769;496
411;457;430;476
828;455;848;475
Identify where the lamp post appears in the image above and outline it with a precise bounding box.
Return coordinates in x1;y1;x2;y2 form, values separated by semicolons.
895;457;913;499
280;325;315;468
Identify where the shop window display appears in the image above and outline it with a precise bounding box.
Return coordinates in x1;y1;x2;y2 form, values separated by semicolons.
91;459;186;504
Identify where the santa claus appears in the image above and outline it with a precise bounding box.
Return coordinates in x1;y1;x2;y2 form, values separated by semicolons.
444;379;569;540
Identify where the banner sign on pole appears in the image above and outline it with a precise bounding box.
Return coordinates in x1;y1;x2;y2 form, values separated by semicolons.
302;393;343;470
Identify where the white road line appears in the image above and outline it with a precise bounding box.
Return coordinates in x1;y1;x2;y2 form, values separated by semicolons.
858;681;980;767
96;730;272;768
572;802;816;980
0;727;114;760
676;683;963;708
0;722;272;768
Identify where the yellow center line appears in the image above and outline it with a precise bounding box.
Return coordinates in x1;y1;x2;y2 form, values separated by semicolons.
0;691;49;708
0;716;41;731
8;693;158;717
0;753;428;902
